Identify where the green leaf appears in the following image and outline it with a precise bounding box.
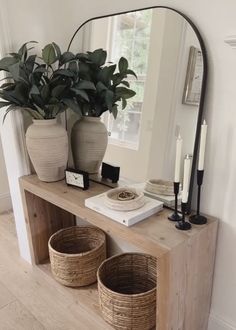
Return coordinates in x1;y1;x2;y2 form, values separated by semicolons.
60;52;75;65
68;61;78;74
48;97;59;105
12;83;29;104
0;90;21;105
126;69;138;79
112;104;118;119
30;85;40;95
51;85;66;98
54;104;67;116
0;82;15;90
122;97;127;110
63;98;82;117
119;57;128;73
31;94;45;109
42;43;57;65
120;80;130;88
88;49;107;66
78;62;90;77
112;73;122;86
34;64;47;73
76;80;96;90
0;57;19;71
96;81;107;93
18;66;30;85
116;87;136;99
71;88;89;101
105;89;114;110
25;55;37;73
23;108;44;120
76;53;89;61
54;69;74;77
8;62;20;81
52;42;61;59
0;101;11;108
98;64;116;85
46;104;59;118
40;84;50;102
9;53;21;60
18;41;37;59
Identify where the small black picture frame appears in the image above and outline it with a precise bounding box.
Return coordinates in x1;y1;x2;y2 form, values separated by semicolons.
65;168;89;190
101;162;120;184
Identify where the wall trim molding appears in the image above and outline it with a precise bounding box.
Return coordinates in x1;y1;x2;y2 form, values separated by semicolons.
0;192;10;199
0;192;12;213
208;312;236;330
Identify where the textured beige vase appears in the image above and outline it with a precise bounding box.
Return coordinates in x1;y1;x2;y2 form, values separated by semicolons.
26;119;68;182
71;116;108;174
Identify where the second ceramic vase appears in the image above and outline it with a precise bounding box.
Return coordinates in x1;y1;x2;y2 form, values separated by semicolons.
71;116;108;174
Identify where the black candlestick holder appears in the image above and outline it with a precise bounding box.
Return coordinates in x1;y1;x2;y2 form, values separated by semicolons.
168;182;182;221
189;170;207;225
175;202;192;230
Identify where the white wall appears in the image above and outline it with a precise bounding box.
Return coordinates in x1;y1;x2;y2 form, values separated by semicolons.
0;137;11;212
1;0;236;329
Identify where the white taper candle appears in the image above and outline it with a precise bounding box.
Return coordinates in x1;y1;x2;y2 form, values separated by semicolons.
174;134;183;182
198;120;207;171
182;155;191;203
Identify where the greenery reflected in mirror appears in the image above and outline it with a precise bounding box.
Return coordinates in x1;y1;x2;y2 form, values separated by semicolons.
68;7;205;209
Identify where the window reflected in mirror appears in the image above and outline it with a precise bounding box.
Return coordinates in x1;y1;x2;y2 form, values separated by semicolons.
105;10;152;150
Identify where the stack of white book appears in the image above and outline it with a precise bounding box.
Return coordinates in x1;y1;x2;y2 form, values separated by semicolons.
85;192;163;227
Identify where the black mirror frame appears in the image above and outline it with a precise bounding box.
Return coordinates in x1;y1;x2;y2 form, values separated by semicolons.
68;6;208;213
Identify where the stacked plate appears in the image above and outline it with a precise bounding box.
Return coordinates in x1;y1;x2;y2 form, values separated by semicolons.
145;179;175;196
104;187;145;211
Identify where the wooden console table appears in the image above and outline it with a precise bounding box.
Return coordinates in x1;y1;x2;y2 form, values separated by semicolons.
19;175;218;330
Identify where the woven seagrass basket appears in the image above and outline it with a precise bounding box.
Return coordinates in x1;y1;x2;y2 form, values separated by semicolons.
97;253;157;330
49;226;106;287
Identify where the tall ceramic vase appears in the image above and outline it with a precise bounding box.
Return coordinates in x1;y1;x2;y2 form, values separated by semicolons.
26;119;68;182
71;116;108;174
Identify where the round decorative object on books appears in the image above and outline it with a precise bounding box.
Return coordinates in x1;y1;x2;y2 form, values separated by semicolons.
48;226;106;287
71;116;108;174
26;119;68;182
104;187;145;211
97;253;157;330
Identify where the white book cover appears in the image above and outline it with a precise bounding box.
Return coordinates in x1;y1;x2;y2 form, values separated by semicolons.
85;192;163;227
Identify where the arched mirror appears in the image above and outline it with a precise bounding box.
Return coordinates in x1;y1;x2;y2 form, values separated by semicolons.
67;7;207;212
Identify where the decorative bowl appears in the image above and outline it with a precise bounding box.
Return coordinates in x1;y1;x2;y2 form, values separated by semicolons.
104;187;145;211
145;179;180;196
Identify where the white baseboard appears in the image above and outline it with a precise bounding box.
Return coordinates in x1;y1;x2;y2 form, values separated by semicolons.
208;313;236;330
0;192;12;213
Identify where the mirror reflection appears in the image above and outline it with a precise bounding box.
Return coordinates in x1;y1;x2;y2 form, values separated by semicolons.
68;8;204;207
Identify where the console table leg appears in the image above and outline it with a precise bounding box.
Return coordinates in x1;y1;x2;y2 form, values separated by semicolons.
21;189;75;264
156;221;218;330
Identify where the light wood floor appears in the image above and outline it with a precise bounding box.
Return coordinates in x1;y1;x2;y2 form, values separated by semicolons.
0;212;113;330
